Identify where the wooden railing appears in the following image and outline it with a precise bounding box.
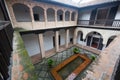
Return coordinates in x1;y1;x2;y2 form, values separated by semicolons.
78;19;120;27
0;21;13;80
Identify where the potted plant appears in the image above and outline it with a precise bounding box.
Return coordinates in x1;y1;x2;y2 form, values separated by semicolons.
90;55;96;61
73;48;80;54
47;59;54;67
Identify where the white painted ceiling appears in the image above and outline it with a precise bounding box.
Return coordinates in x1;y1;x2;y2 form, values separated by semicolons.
51;0;117;7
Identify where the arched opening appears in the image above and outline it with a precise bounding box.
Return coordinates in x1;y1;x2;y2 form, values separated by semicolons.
57;10;63;21
106;36;116;47
71;12;76;21
65;11;70;21
12;3;31;22
86;32;103;50
33;6;44;21
47;8;55;21
77;31;83;44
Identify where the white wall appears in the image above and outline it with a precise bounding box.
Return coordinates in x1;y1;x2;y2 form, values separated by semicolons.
59;29;65;45
22;34;40;56
43;31;54;51
79;10;92;20
79;10;92;25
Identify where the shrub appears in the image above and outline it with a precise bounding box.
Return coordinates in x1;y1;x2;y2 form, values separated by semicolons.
90;55;96;61
47;59;54;67
73;48;80;54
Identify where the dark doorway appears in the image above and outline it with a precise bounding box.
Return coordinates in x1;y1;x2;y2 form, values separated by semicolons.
87;36;92;46
59;15;63;21
34;14;39;21
53;36;55;47
91;37;99;48
70;38;73;44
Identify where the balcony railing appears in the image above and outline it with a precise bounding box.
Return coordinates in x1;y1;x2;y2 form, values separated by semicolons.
78;20;120;27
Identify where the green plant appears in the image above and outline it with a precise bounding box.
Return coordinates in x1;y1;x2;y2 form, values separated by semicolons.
73;48;80;54
47;59;54;67
90;55;96;61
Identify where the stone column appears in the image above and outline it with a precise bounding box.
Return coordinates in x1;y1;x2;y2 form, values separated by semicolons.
69;11;72;21
55;9;57;26
55;30;59;52
73;29;77;45
38;33;45;58
29;7;34;29
44;9;47;27
65;29;69;48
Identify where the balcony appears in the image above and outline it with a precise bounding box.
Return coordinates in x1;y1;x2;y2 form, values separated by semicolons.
77;20;120;28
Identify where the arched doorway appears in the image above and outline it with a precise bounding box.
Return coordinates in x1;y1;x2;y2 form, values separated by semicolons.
86;32;103;50
106;36;116;47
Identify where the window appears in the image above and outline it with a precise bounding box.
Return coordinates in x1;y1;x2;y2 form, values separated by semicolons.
95;8;109;25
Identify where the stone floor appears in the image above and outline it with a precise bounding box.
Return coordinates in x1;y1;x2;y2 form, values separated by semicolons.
34;46;98;80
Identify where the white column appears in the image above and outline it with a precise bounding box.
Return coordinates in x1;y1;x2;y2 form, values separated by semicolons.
55;10;57;26
70;11;72;21
29;7;34;29
44;9;47;27
65;29;69;48
63;10;66;26
38;33;45;58
55;30;59;52
73;29;77;45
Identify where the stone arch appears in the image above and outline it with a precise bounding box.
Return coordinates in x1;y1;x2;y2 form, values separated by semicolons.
33;6;44;21
71;12;76;21
86;31;103;50
47;8;55;21
106;35;117;47
57;9;63;21
65;11;70;21
12;3;31;22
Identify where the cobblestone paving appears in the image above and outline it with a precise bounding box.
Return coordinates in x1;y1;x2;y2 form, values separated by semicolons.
35;46;98;80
